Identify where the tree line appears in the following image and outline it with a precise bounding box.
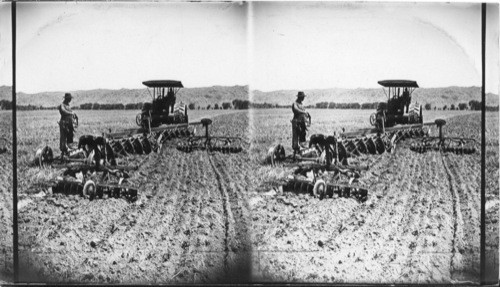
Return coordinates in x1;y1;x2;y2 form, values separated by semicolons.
1;98;498;111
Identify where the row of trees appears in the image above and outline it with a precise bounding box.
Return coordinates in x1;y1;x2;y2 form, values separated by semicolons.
422;100;491;111
79;103;143;110
314;102;379;109
1;99;498;112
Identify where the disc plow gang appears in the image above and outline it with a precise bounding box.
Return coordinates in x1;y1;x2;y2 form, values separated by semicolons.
265;80;477;203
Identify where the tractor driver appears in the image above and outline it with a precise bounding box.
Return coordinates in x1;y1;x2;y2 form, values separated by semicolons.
165;88;176;115
58;93;75;157
292;91;310;156
402;87;410;113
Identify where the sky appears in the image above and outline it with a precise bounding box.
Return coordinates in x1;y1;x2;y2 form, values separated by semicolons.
0;1;248;93
0;1;498;94
252;1;499;93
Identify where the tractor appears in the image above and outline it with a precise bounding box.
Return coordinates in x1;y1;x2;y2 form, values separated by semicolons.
136;80;188;129
370;80;423;131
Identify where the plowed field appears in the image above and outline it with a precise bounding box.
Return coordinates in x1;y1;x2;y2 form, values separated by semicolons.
0;111;13;283
17;109;255;283
14;108;498;284
249;109;497;284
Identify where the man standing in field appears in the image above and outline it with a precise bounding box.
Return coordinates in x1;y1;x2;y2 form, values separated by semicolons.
292;91;310;157
58;93;75;157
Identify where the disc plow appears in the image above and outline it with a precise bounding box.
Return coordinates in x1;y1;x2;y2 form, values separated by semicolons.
52;179;138;202
266;123;431;167
33;138;140;201
176;118;244;153
409;119;477;154
337;123;431;162
282;178;368;202
104;123;194;158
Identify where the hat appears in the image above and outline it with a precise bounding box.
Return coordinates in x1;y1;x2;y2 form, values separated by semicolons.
64;93;72;99
297;91;306;97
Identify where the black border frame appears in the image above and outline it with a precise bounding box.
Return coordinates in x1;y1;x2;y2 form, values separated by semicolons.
6;1;494;285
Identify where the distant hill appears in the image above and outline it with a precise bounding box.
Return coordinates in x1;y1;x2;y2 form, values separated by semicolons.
254;86;499;108
0;85;250;108
0;85;497;108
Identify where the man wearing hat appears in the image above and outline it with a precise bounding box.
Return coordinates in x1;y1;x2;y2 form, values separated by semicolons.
291;91;310;156
58;93;75;157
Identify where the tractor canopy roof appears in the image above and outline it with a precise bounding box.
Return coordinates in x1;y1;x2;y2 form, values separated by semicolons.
377;80;419;88
142;80;184;88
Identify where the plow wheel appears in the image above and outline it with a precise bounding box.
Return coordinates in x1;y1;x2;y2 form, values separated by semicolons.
104;143;116;162
397;130;408;140
132;137;144;154
306;182;313;194
266;144;286;166
295;181;311;194
336;142;349;163
110;140;127;156
152;131;162;141
159;130;172;142
135;113;143;127
318;148;333;165
313;180;326;199
83;180;96;200
325;185;335;198
355;139;367;154
340;186;351;198
364;138;377;154
415;128;425;137
147;135;159;153
180;128;190;137
122;139;135;154
141;137;152;154
293;180;301;192
344;140;359;156
369;113;377;126
34;146;54;167
352;188;368;202
72;182;83;195
374;137;386;154
392;130;404;142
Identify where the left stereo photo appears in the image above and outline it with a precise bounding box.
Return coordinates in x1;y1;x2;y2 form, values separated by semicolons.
0;2;14;284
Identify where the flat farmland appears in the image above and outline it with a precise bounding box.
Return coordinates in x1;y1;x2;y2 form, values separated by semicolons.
0;111;13;283
11;107;499;284
249;109;496;283
17;109;255;283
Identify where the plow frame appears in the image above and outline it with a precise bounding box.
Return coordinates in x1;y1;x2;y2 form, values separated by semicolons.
282;177;368;202
409;119;478;154
176;118;244;153
52;179;138;202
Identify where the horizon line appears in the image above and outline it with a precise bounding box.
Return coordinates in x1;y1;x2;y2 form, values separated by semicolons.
1;84;497;96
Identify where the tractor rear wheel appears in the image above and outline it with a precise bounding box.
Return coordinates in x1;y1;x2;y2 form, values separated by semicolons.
369;113;377;126
136;113;143;127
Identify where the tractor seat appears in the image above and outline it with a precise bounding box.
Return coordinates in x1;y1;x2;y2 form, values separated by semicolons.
435;119;446;127
201;118;213;127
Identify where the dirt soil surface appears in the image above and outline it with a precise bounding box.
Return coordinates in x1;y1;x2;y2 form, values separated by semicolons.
249;111;497;284
17;111;255;284
13;109;499;284
0;111;13;283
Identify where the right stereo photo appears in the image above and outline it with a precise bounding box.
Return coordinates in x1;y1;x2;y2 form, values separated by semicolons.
249;1;499;284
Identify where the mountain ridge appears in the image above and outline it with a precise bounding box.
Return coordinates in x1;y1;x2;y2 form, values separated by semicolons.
0;85;497;108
